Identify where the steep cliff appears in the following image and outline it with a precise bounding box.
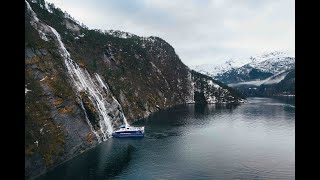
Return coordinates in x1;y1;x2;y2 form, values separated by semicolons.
25;0;244;178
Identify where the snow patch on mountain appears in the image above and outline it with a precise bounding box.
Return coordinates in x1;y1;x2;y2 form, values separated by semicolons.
105;30;136;39
44;1;53;13
25;87;32;94
64;20;80;33
191;59;248;76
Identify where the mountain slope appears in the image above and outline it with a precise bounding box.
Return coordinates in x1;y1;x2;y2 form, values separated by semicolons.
25;0;245;178
236;69;295;97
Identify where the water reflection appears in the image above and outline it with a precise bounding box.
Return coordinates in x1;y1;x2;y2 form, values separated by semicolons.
36;140;135;180
273;96;295;105
194;103;239;114
37;97;294;180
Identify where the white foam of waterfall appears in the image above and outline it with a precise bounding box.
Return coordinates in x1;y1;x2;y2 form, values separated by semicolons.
95;74;129;126
48;26;113;140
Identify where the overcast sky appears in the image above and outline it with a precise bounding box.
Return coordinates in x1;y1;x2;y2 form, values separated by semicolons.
45;0;295;66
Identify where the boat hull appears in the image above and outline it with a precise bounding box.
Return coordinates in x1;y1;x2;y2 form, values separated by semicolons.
112;132;144;137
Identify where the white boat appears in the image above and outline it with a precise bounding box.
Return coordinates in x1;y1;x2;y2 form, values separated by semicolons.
112;125;144;137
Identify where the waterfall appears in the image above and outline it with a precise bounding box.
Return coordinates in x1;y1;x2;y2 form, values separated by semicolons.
79;100;102;143
95;74;129;126
25;0;129;141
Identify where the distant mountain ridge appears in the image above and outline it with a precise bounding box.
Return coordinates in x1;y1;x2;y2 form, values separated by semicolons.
192;51;294;80
191;58;248;77
191;51;295;96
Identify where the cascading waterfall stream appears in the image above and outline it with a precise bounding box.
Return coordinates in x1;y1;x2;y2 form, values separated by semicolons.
95;74;129;126
79;100;102;143
26;0;129;142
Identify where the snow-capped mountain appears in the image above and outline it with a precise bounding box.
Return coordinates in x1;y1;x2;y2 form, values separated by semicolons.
191;51;295;77
191;51;295;96
191;59;248;77
245;51;295;75
192;51;294;84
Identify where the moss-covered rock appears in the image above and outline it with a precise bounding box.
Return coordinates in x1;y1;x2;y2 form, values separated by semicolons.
79;91;100;130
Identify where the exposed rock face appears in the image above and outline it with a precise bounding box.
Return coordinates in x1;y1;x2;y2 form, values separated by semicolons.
191;70;245;104
25;0;245;179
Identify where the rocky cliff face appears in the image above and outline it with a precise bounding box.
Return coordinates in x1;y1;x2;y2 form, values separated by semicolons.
191;70;245;104
25;0;244;178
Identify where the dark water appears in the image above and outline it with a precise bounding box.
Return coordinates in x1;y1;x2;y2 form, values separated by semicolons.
37;97;295;180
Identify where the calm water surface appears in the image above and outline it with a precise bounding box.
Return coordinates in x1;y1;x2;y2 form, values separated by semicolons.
37;97;295;180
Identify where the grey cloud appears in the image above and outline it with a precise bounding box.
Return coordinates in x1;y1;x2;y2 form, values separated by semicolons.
46;0;294;66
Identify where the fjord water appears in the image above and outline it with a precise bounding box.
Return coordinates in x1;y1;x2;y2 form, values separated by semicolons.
37;97;295;180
